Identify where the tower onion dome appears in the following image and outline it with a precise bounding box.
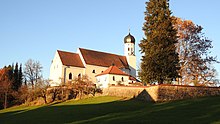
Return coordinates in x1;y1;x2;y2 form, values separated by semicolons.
124;33;135;43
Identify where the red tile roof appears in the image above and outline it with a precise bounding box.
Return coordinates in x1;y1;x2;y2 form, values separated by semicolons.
96;65;129;77
79;48;129;69
57;50;85;68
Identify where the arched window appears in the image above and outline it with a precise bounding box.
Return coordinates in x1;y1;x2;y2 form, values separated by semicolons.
92;70;95;73
113;76;115;81
121;77;124;82
128;48;130;51
78;74;81;78
69;73;72;80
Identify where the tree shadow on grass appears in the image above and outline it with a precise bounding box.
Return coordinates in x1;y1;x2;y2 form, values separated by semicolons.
0;99;148;124
0;96;220;124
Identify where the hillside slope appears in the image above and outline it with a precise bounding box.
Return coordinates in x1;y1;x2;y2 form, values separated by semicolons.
0;96;220;124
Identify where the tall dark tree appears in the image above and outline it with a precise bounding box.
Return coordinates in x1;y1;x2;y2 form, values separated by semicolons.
11;63;23;91
7;65;14;82
18;64;23;88
139;0;180;84
12;63;19;91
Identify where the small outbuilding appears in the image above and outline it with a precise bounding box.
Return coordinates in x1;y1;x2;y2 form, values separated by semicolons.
95;65;130;88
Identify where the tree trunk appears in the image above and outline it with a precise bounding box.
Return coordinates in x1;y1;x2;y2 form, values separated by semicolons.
158;78;164;85
4;92;8;109
43;95;47;104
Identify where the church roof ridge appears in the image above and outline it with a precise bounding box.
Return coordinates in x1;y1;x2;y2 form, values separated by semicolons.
79;48;129;69
78;47;125;57
56;47;129;69
57;49;77;54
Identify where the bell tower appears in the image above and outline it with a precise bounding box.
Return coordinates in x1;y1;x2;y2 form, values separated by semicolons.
124;31;136;77
124;31;135;56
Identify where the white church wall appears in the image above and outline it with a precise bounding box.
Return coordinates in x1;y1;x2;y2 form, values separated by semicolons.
126;56;136;77
96;75;109;88
124;39;136;78
85;64;108;83
96;74;129;88
124;43;135;56
108;74;129;86
49;51;63;86
64;66;85;83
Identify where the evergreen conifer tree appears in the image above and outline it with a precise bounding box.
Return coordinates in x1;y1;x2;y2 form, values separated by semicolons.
18;64;23;88
139;0;180;84
13;63;19;91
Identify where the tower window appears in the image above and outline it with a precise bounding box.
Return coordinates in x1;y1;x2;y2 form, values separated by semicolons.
122;77;124;82
92;70;95;73
113;76;115;81
69;73;72;80
128;48;130;51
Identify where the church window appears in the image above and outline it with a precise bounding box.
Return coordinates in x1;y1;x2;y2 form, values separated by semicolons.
78;74;81;78
131;48;133;52
69;73;72;80
92;70;95;73
113;76;115;81
128;48;130;51
122;77;124;82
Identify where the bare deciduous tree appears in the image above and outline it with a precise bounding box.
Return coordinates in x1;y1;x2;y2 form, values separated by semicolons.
66;75;95;99
24;59;43;89
173;17;219;86
35;79;50;104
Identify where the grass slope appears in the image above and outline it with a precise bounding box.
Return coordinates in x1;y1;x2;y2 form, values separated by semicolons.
0;96;220;124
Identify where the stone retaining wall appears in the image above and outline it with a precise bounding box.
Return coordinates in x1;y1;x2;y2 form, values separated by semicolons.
103;85;220;102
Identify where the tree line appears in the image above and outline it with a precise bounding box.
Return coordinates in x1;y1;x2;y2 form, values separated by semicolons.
0;59;98;109
139;0;219;86
0;59;44;109
0;63;23;109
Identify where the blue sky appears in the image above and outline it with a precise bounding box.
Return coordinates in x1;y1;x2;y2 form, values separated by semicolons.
0;0;219;79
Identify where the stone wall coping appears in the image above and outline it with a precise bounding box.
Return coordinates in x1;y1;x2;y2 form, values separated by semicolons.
110;84;220;89
158;84;220;89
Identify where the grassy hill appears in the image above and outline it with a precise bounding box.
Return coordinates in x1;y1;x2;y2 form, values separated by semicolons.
0;96;220;124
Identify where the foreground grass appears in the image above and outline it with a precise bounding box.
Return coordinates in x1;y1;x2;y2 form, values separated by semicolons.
0;96;220;124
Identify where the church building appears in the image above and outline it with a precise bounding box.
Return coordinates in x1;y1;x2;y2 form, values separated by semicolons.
49;32;137;88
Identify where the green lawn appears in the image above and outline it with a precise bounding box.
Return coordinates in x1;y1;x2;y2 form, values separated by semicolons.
0;96;220;124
